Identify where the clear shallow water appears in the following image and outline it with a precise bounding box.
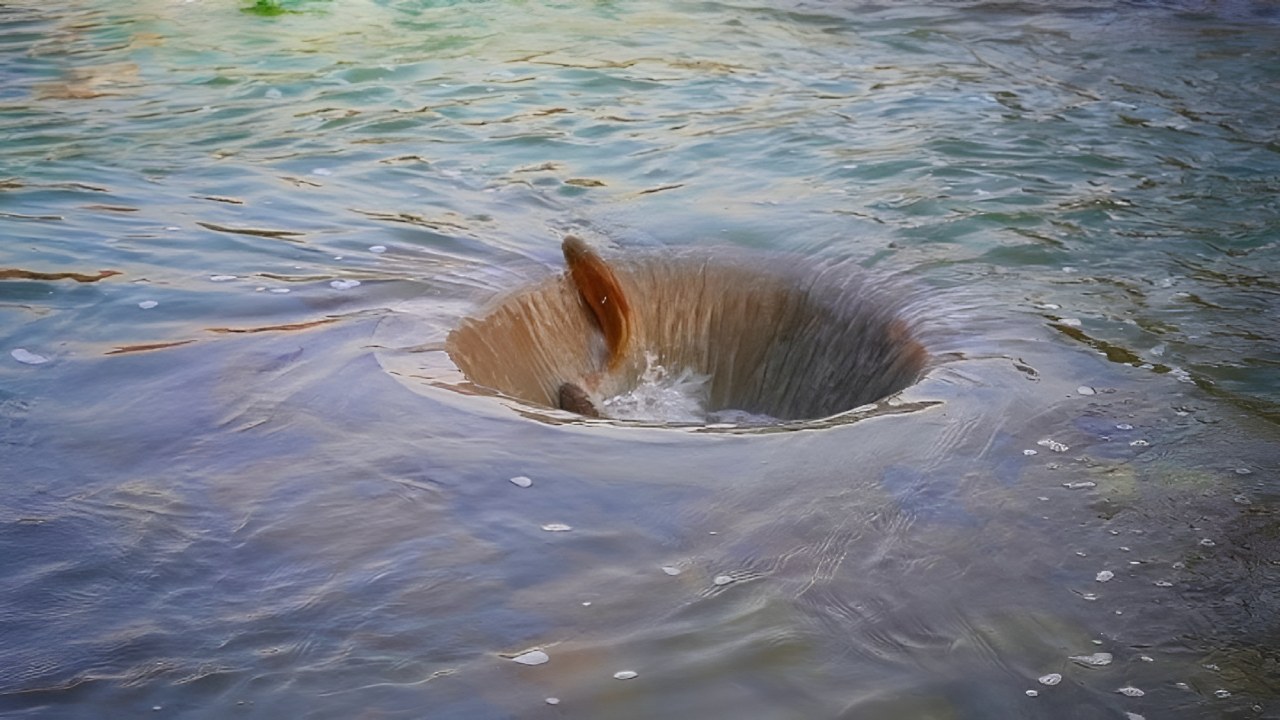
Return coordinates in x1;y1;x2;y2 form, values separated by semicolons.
2;1;1279;718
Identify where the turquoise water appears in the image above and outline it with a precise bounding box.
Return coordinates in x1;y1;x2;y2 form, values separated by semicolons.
2;1;1278;718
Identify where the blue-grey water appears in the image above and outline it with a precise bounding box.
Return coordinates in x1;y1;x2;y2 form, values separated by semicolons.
2;1;1278;718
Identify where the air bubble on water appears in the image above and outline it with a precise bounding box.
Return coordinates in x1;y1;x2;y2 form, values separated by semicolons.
545;698;560;705
369;245;387;253
330;279;361;290
1235;467;1252;475
265;88;282;99
1116;686;1145;697
1076;551;1087;557
1037;303;1061;310
1199;538;1215;547
661;566;681;576
1038;673;1062;686
10;348;49;365
138;300;158;309
1129;439;1149;447
1080;592;1099;601
1096;571;1114;582
1214;689;1231;699
1140;656;1154;663
209;274;237;282
1154;580;1173;587
1204;663;1220;671
581;601;591;607
1060;318;1082;327
312;168;333;176
541;523;572;532
511;650;549;666
713;575;735;586
1025;689;1039;697
1024;449;1038;456
1077;386;1096;396
269;288;291;294
1125;714;1145;720
613;670;638;680
509;476;532;488
1233;495;1251;505
1063;482;1096;490
1038;439;1069;452
1115;423;1134;431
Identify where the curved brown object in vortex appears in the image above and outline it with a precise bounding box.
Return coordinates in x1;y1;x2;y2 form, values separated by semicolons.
562;235;632;371
557;382;601;418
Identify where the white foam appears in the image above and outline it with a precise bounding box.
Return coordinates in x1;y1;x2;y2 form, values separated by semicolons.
599;354;782;426
1070;652;1113;666
601;354;710;424
1116;686;1144;697
512;650;549;665
11;348;49;365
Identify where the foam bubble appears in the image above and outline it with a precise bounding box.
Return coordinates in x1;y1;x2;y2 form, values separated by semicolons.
1070;652;1113;666
10;348;49;365
512;650;549;666
1116;686;1144;697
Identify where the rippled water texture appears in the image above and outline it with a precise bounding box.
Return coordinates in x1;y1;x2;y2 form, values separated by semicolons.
2;1;1279;718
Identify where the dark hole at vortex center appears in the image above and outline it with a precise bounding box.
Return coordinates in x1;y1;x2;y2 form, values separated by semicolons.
446;248;928;423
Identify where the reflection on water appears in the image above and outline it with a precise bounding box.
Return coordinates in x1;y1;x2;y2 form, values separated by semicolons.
2;1;1278;718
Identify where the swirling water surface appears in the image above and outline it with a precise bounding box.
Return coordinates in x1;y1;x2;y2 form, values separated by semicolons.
2;1;1278;718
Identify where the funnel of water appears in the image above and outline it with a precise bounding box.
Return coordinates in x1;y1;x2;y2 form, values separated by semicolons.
446;237;928;424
